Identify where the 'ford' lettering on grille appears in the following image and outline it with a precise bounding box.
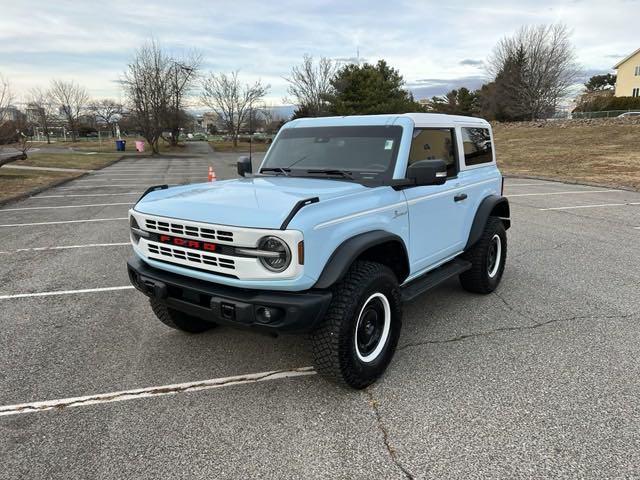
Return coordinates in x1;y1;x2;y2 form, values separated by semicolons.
158;234;217;252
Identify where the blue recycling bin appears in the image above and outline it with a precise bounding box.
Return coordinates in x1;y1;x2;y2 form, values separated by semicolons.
115;140;126;151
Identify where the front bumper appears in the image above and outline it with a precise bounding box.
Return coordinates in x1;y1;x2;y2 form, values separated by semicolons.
127;256;332;334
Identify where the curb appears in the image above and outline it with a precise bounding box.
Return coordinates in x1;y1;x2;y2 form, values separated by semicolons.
504;174;640;193
0;154;135;208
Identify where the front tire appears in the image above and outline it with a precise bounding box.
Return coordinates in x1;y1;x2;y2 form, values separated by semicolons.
149;298;216;333
310;261;402;389
459;217;507;294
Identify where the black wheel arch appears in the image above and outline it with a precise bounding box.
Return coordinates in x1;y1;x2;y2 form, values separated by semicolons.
313;231;410;289
465;195;510;251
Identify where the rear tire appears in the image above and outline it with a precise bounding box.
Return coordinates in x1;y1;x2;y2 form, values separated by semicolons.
459;217;507;294
149;298;216;333
310;261;402;389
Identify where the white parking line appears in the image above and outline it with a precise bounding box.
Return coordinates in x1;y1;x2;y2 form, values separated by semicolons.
0;285;134;300
506;183;557;187
0;202;131;212
0;242;129;255
541;202;640;211
34;192;141;198
55;184;175;190
76;178;203;182
510;190;619;197
104;170;212;173
94;170;210;174
89;175;202;178
0;217;127;227
0;367;316;416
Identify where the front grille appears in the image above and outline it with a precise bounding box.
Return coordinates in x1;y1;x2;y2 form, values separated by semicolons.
148;243;235;270
145;219;234;243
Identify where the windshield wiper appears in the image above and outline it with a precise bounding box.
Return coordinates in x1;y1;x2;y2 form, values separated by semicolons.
305;169;354;180
260;167;290;176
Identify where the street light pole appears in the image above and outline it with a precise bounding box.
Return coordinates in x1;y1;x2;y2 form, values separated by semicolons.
249;103;252;162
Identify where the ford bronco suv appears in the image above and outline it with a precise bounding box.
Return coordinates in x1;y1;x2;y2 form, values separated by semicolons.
127;113;510;389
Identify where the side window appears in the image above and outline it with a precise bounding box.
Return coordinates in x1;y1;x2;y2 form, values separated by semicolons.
408;128;458;178
461;127;493;166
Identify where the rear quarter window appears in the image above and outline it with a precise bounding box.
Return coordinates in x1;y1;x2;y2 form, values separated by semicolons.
461;127;493;166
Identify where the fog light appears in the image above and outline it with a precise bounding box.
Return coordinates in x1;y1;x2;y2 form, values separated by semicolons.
255;306;284;324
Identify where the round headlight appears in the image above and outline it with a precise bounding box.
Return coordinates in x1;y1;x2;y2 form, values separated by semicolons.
258;236;291;272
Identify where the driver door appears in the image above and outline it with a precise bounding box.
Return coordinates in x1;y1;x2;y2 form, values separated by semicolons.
402;127;469;276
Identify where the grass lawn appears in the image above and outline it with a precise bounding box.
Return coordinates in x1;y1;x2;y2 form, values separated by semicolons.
209;141;270;153
493;123;640;190
0;168;82;203
31;138;186;154
0;152;128;203
14;152;125;170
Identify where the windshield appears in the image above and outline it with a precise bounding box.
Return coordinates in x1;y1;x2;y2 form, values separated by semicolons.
260;125;403;182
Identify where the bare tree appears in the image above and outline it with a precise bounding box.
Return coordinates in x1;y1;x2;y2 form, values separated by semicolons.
201;71;269;148
49;79;90;141
0;73;13;142
11;115;33;160
164;54;201;146
121;40;171;154
0;77;32;166
284;55;336;117
487;24;581;120
0;73;27;165
28;87;56;144
88;99;122;135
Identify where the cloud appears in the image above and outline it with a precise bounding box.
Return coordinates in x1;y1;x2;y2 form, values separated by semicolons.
407;76;488;99
0;0;637;105
459;59;484;67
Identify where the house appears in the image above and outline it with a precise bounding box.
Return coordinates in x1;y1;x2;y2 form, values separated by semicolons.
0;105;21;122
613;47;640;97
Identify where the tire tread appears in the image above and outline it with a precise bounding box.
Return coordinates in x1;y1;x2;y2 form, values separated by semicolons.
310;261;400;389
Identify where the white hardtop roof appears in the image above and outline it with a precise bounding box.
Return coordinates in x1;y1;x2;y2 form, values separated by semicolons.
402;112;489;127
287;113;490;129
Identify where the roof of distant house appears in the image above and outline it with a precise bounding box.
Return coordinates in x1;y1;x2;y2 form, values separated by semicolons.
613;47;640;69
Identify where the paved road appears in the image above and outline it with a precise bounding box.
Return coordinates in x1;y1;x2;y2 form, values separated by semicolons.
0;151;639;479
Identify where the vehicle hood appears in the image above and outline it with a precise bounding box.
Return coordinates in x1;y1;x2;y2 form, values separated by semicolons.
134;176;367;229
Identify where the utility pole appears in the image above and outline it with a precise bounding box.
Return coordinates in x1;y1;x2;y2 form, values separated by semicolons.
248;103;252;162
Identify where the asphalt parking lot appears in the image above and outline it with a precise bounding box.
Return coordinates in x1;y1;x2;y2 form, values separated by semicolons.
1;145;639;479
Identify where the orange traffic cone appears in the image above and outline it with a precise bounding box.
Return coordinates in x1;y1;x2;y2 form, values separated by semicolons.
208;166;216;182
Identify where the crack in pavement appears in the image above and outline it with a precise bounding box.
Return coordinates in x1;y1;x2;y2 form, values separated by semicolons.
0;367;316;416
398;310;638;351
364;389;415;480
509;242;563;260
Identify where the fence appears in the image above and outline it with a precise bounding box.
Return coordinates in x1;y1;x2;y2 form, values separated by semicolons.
571;109;639;119
31;127;116;142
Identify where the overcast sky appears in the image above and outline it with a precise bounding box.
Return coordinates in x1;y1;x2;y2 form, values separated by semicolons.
0;0;637;106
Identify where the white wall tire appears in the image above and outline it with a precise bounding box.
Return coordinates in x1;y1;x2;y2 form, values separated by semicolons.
487;234;502;278
310;261;402;389
460;217;507;294
354;293;392;363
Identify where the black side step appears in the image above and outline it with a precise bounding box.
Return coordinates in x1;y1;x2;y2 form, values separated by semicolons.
400;258;472;302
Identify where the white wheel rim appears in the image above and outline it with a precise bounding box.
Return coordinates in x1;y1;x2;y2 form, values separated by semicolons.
488;234;502;278
354;292;391;363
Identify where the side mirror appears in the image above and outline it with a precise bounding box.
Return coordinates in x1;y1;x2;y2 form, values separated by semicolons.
237;156;253;177
406;159;447;186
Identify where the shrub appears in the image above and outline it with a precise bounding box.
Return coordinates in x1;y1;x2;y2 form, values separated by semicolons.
574;96;640;112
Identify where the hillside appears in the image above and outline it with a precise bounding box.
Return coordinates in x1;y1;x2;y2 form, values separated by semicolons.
493;118;640;190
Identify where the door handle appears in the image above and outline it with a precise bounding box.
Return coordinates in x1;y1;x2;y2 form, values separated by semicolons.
454;193;468;202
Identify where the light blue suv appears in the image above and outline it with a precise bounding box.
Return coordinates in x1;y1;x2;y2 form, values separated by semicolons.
127;113;510;388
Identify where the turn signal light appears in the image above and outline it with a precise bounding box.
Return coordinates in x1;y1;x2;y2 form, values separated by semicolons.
298;241;304;265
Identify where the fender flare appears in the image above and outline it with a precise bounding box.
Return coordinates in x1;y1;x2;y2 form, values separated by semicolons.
465;195;510;250
313;230;409;289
